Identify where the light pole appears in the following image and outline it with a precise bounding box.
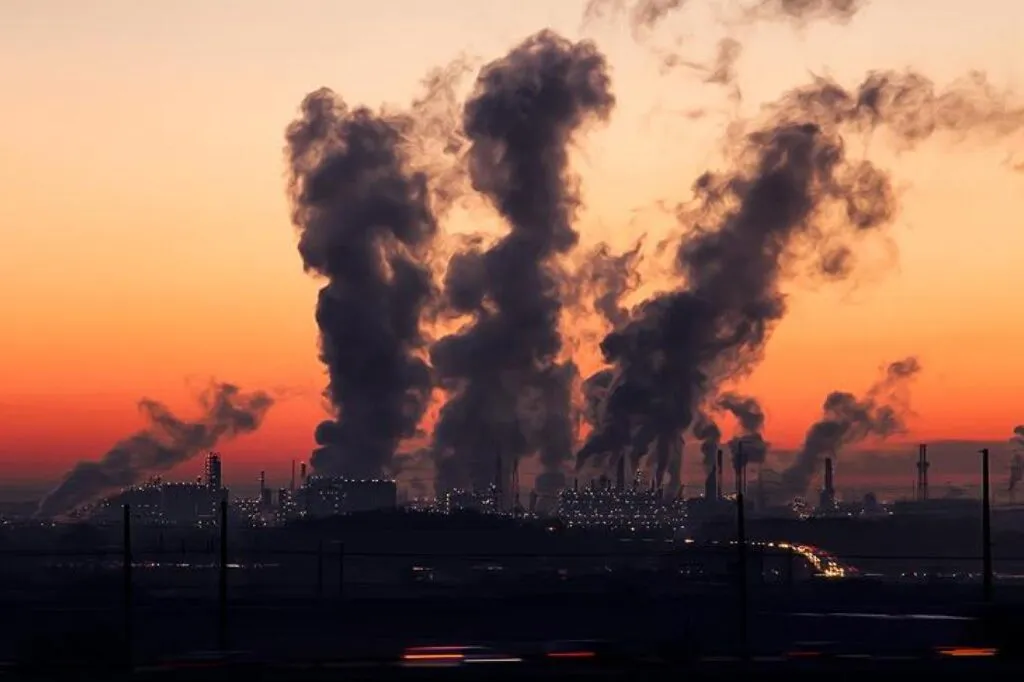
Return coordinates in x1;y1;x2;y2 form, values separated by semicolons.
980;448;993;602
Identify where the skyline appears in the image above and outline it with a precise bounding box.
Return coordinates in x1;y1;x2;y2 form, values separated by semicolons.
3;0;1024;498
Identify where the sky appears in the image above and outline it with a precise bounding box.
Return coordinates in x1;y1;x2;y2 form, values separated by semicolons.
1;0;1022;496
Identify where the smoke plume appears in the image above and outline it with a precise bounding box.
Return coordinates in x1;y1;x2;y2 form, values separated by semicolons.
37;383;273;519
285;87;442;479
779;357;921;498
430;31;615;498
718;392;769;468
578;115;898;476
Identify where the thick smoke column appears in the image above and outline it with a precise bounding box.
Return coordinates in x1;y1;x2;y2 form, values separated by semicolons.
578;116;897;478
431;31;615;497
579;66;1024;482
286;89;439;479
37;383;273;518
575;239;645;329
718;392;768;469
779;357;921;497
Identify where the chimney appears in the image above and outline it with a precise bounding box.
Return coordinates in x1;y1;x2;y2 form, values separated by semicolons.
705;463;718;502
290;459;296;492
716;449;724;500
615;454;625;491
916;444;929;502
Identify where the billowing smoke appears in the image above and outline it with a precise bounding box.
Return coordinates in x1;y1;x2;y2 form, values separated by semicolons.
779;357;921;498
718;392;769;469
285;88;440;479
431;31;615;498
578;61;1024;484
37;383;273;519
577;114;898;479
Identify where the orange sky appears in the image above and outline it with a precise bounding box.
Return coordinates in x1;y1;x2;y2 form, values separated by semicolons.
1;0;1023;491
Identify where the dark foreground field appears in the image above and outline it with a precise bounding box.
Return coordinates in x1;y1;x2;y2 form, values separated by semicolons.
4;581;1024;675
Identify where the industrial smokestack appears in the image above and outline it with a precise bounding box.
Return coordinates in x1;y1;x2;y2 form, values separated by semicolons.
819;456;836;511
717;449;724;500
781;357;922;498
300;462;307;484
615;454;626;491
916;443;930;501
285;81;441;480
705;464;718;502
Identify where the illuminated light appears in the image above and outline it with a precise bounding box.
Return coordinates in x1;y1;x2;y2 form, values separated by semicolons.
786;650;821;658
547;651;596;659
937;647;997;658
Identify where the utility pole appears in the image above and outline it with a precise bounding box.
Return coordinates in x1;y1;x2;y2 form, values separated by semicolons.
122;504;133;669
219;498;229;651
980;448;993;602
736;441;749;660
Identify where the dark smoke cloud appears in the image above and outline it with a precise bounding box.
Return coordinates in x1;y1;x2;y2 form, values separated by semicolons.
37;383;273;518
779;357;921;498
431;31;615;499
718;392;769;468
285;87;440;479
577;107;898;478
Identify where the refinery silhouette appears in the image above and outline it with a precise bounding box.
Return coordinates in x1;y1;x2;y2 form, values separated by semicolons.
5;0;1024;678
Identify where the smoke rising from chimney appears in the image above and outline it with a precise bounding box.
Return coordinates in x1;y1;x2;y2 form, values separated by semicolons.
285;84;447;479
779;357;922;498
430;30;615;497
718;392;769;469
37;383;273;518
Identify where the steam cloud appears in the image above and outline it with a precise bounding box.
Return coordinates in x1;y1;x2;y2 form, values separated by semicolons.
718;392;768;469
431;31;615;499
278;4;1023;501
778;357;921;498
37;383;273;518
285;88;441;479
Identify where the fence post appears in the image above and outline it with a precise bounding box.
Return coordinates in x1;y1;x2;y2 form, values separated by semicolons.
122;504;133;670
981;448;994;602
218;499;228;651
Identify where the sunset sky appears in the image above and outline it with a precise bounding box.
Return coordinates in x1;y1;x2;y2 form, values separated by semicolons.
1;0;1022;495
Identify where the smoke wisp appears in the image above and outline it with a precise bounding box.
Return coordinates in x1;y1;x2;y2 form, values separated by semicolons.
38;383;273;518
779;357;921;498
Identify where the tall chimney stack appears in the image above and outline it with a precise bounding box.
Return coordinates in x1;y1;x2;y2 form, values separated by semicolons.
716;449;724;500
916;444;929;502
